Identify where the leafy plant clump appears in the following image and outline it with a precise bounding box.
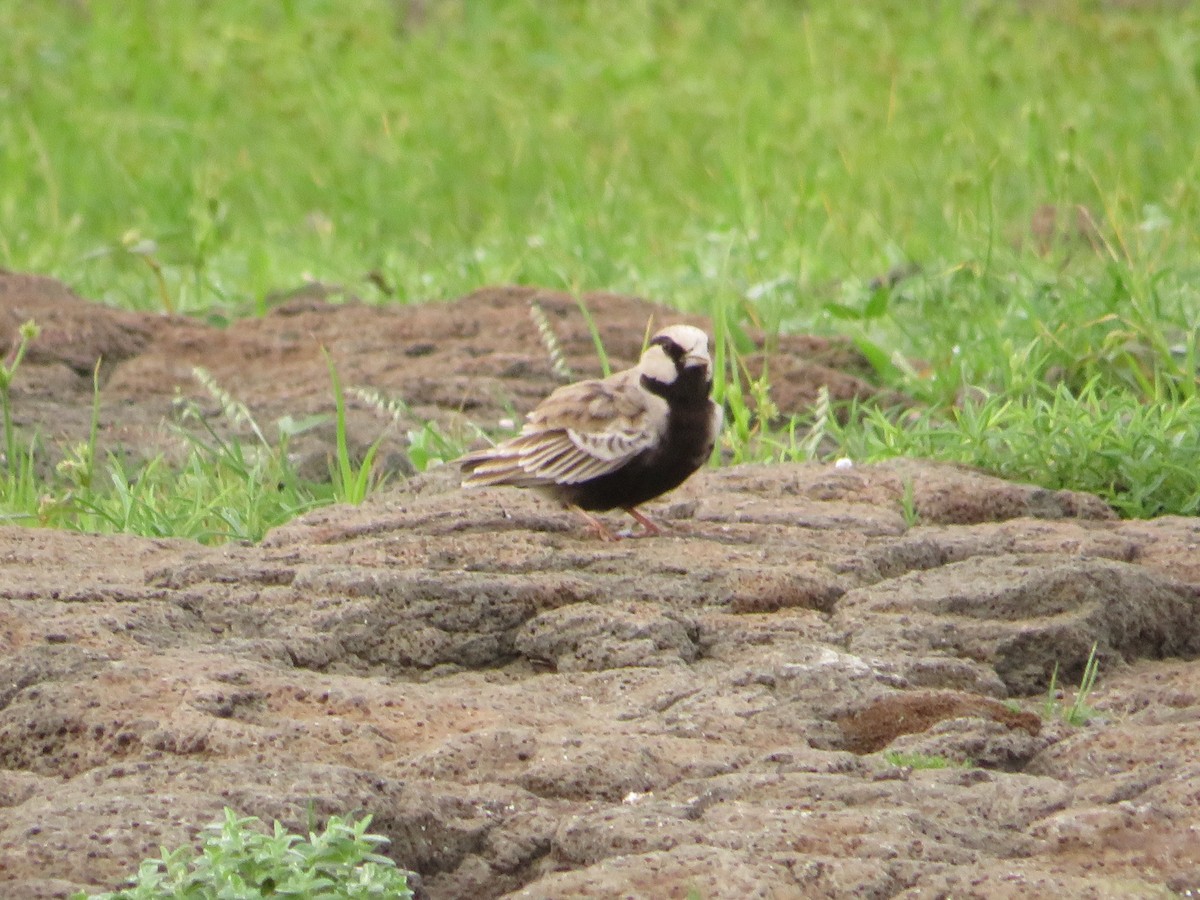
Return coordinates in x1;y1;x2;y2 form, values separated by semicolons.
74;809;413;900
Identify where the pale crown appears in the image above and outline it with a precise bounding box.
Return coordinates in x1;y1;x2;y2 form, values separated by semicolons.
637;325;712;386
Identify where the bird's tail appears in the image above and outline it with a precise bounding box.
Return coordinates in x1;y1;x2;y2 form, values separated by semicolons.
459;447;544;488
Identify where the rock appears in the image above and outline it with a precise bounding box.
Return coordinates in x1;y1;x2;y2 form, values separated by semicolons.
0;271;153;379
0;273;1199;897
836;555;1200;694
514;602;700;671
833;689;1041;755
505;845;795;899
881;715;1053;770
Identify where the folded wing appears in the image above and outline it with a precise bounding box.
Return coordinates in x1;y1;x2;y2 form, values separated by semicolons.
461;369;664;488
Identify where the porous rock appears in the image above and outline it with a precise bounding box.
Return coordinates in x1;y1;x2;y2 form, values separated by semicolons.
1;274;1198;898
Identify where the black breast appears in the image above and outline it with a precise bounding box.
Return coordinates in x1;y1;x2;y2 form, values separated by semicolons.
557;368;717;512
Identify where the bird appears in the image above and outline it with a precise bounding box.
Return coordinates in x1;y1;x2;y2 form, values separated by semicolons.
459;323;722;540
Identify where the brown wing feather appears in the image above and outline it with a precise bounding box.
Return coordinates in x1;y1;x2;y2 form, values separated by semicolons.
460;367;666;488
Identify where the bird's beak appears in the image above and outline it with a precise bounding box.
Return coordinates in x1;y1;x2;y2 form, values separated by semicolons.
681;352;709;369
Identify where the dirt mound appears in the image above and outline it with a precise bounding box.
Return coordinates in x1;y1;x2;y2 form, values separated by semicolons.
1;272;886;478
1;273;1199;898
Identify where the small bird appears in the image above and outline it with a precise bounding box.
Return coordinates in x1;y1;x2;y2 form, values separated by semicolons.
460;324;722;540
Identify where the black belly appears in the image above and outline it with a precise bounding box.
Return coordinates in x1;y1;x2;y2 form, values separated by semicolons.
554;401;716;511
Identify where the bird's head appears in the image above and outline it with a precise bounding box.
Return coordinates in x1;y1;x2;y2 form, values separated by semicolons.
638;324;713;391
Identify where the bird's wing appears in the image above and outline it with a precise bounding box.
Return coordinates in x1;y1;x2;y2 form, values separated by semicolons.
460;368;665;487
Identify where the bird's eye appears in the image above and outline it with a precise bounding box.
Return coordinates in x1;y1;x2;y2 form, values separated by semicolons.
651;336;685;362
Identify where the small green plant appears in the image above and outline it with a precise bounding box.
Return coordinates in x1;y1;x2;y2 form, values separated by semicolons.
349;385;467;472
899;477;920;527
66;418;323;544
0;318;40;474
795;384;833;461
883;751;975;770
0;345;407;544
708;294;780;465
324;350;386;505
405;421;462;472
1042;643;1102;726
74;808;413;900
193;365;269;448
574;294;611;377
46;360;109;521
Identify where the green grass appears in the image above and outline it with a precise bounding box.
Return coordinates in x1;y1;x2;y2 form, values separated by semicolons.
7;2;1199;309
3;0;1200;536
1043;642;1103;727
17;406;334;545
882;751;974;770
1;356;415;544
790;379;1200;518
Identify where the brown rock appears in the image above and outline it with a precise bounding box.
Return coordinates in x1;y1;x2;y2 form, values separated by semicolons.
0;273;1198;897
834;690;1041;754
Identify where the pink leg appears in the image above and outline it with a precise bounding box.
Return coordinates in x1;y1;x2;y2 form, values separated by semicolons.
569;505;618;541
623;507;663;537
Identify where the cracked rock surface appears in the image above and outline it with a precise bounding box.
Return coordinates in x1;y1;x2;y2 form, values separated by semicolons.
1;273;1199;898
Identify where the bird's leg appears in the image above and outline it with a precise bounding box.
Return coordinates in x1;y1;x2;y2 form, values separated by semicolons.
568;505;618;541
623;507;663;537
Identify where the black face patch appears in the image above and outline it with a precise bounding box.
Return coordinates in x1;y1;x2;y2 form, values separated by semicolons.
650;335;685;363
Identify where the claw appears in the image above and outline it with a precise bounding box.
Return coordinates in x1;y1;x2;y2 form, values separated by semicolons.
566;506;669;540
569;505;619;541
623;507;663;537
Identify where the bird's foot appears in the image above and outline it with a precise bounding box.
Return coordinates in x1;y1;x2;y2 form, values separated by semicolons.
622;507;666;538
569;505;619;541
567;506;672;541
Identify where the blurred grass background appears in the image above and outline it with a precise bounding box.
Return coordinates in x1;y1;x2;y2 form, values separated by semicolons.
5;1;1198;309
2;0;1200;531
